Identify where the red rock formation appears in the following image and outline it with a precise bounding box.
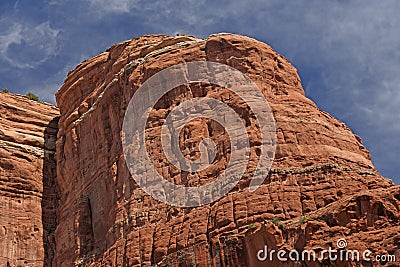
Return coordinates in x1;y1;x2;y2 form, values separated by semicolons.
244;186;400;266
0;93;59;267
53;33;399;267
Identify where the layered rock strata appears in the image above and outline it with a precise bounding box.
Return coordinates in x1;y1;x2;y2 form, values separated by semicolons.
0;93;59;267
53;33;399;267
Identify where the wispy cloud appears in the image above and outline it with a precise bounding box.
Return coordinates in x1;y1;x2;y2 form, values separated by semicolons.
0;20;60;68
0;23;23;61
86;0;140;15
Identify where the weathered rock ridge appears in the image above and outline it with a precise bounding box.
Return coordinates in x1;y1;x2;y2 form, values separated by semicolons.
53;34;399;266
0;34;399;267
0;93;59;267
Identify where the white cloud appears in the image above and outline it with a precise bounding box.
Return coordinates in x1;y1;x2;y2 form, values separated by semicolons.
87;0;140;15
312;2;400;128
84;0;215;27
0;21;60;68
0;23;23;57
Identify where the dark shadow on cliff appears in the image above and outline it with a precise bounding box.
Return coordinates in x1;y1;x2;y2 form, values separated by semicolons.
41;116;60;267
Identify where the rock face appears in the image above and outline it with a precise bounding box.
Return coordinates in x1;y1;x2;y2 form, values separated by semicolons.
0;93;59;267
53;33;399;267
0;34;398;267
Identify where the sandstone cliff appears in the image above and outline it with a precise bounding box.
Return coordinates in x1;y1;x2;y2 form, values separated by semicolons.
0;34;398;267
51;33;399;267
0;93;59;267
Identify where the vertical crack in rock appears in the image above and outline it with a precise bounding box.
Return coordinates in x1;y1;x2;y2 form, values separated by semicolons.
42;116;59;266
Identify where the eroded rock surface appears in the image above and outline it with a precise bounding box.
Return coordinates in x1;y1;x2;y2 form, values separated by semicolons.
53;34;399;267
0;93;59;267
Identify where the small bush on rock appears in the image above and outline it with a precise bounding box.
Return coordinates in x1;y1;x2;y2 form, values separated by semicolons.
27;92;39;101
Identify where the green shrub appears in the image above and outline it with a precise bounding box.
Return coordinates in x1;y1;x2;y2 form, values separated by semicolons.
272;217;280;225
247;222;256;230
26;92;39;101
2;88;9;93
299;216;308;224
271;217;286;231
278;223;286;231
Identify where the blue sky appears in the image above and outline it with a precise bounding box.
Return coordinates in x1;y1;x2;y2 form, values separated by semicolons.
0;0;398;182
